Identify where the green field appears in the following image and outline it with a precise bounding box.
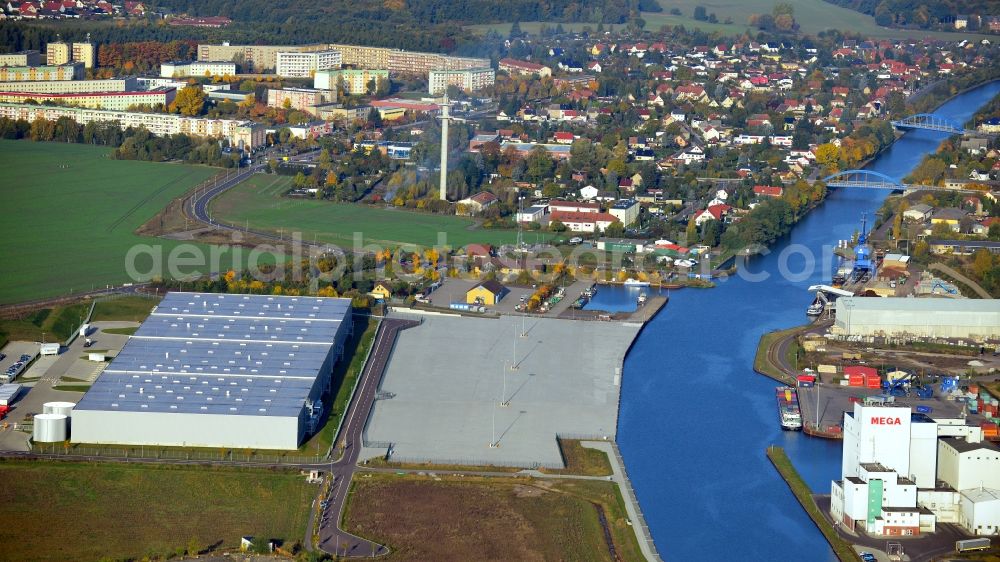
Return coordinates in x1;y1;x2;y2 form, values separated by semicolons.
0;460;314;562
0;302;90;348
469;0;990;40
211;174;544;248
91;295;162;322
0;141;221;304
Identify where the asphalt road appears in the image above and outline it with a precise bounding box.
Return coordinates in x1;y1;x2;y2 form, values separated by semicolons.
315;317;420;558
187;150;320;240
766;319;834;380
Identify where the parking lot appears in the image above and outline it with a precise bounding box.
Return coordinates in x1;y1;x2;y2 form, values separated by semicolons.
426;277;594;317
0;341;39;383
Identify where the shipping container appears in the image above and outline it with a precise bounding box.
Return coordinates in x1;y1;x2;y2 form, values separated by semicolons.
956;538;990;553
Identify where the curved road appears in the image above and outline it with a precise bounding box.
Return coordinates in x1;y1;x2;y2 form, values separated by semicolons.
765;319;833;381
187;150;321;242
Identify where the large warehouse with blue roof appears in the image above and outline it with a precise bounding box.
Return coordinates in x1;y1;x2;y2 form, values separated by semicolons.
71;292;353;450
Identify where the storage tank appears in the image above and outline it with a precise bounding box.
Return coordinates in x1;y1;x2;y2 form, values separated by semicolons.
33;413;67;443
43;401;76;417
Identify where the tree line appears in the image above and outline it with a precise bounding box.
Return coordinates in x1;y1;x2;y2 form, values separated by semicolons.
821;0;999;30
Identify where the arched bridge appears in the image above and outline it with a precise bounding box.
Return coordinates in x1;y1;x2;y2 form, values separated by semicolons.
823;170;905;190
890;113;969;135
822;170;983;193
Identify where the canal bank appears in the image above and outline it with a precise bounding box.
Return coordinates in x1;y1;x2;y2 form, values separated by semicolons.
617;80;1000;561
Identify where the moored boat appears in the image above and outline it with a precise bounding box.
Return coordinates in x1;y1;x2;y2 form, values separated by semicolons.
776;386;803;430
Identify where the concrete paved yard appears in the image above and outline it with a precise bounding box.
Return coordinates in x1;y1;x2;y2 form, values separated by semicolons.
798;384;987;432
0;321;136;451
363;312;642;468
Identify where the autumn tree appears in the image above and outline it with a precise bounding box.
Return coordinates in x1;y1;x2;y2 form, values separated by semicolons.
815;143;839;172
170;85;207;116
973;249;994;279
525;146;554;183
893;200;908;242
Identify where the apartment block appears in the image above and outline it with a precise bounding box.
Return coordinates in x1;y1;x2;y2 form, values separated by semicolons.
314;104;372;123
0;89;177;111
72;42;96;69
267;88;337;114
197;44;330;72
0;78;138;94
46;41;71;65
428;67;495;94
313;68;388;95
161;61;237;78
275;51;342;78
0;102;262;149
0;50;42;67
0;63;85;82
199;43;489;76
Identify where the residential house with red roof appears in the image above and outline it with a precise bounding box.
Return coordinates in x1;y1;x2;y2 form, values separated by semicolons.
550;211;619;233
753;185;784;198
694;204;731;226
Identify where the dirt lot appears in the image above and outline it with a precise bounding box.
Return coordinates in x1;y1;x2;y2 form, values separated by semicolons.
343;473;641;562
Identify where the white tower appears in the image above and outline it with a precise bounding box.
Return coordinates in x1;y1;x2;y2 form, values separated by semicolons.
438;93;450;200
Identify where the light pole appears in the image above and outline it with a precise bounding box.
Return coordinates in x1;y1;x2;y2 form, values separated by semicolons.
489;397;498;448
501;361;509;408
511;323;518;370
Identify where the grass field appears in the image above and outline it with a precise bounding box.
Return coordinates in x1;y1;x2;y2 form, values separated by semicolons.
91;295;161;322
99;326;138;335
0;460;315;562
0;302;90;348
0;141;220;304
468;0;989;40
544;439;613;476
343;473;643;561
211;174;542;248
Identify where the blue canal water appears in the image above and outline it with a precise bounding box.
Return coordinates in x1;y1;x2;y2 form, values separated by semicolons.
616;81;1000;561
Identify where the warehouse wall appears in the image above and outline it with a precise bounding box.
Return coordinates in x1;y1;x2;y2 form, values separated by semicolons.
71;410;302;450
835;304;1000;339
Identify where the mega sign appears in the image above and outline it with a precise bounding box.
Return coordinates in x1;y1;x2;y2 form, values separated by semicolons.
870;416;903;425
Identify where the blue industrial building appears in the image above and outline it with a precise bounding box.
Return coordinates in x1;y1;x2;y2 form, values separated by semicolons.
71;292;353;450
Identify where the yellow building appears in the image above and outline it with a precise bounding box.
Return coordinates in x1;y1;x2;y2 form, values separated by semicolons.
930;208;966;232
0;63;84;82
375;106;406;121
72;42;96;69
46;42;71;65
466;280;507;306
369;281;392;300
0;89;175;111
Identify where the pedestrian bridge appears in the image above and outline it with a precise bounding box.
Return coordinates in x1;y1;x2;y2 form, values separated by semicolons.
890;113;968;135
